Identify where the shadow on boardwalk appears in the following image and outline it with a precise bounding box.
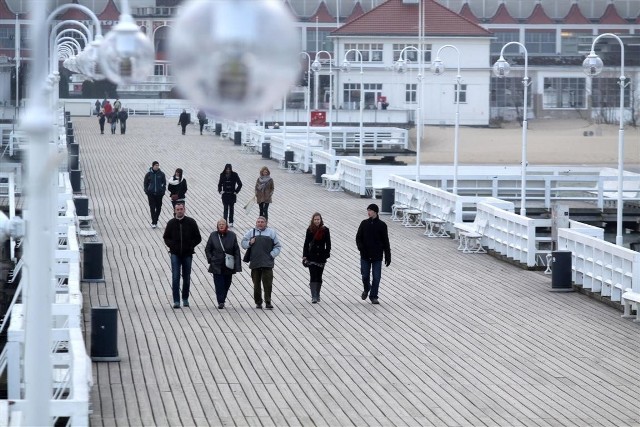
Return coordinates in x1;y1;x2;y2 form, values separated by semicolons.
74;117;640;426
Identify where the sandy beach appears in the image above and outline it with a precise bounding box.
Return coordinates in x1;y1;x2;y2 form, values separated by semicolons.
400;118;640;167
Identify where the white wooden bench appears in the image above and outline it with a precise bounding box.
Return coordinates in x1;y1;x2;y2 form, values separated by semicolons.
423;205;452;238
321;163;344;191
622;289;640;322
287;161;302;173
402;196;424;228
454;219;488;253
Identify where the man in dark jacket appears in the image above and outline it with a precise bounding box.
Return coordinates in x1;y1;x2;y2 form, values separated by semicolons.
118;108;129;134
217;163;242;227
178;109;190;135
355;203;391;304
163;203;202;308
143;161;166;228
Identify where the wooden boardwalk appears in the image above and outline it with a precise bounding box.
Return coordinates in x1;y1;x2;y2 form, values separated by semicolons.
74;116;640;427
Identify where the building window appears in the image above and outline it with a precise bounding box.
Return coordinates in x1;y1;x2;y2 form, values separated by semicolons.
154;64;165;76
543;77;586;109
405;83;417;103
345;43;383;62
490;77;532;108
343;83;361;109
364;83;382;108
393;43;431;62
592;77;631;108
455;84;467;103
560;31;592;56
524;31;555;55
306;29;333;53
0;27;15;50
490;31;519;54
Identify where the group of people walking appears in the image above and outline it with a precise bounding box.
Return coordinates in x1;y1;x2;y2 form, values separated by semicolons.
96;98;128;135
143;160;391;311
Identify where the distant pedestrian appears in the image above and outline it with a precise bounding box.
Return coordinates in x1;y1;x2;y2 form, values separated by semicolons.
167;168;187;208
94;99;100;115
355;203;391;305
205;218;242;309
103;100;113;115
113;98;121;114
97;108;106;134
218;164;242;227
101;97;107;108
118;108;128;134
143;161;166;228
163;203;202;309
255;166;274;220
241;216;281;309
178;109;190;135
197;109;207;135
108;111;117;134
302;212;331;303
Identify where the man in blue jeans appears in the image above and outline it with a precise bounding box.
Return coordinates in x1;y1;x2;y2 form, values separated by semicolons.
356;203;391;304
163;203;202;308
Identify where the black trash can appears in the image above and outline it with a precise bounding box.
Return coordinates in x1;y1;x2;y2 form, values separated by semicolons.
66;127;73;137
90;307;120;362
215;123;222;136
234;131;241;145
66;134;74;145
284;150;294;168
73;196;89;217
262;143;271;159
68;155;79;171
315;163;326;184
69;169;81;193
66;121;73;131
68;143;79;156
551;250;573;292
83;241;105;282
380;188;395;214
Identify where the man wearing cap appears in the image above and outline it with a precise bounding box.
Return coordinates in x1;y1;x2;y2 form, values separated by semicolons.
355;203;391;304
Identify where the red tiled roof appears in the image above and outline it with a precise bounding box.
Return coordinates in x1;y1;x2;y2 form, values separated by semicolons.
98;0;121;21
489;3;517;24
307;1;334;23
599;3;627;25
332;0;491;37
525;3;553;24
283;0;299;19
561;3;590;25
346;2;365;23
459;2;479;23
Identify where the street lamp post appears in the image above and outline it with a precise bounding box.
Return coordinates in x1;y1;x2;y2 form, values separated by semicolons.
395;46;422;181
493;42;531;217
431;44;461;195
301;52;312;172
583;33;628;246
342;48;364;162
312;50;333;148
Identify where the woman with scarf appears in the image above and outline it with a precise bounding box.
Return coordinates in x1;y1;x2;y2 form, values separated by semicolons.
302;212;331;304
255;166;274;220
205;219;242;309
167;168;188;208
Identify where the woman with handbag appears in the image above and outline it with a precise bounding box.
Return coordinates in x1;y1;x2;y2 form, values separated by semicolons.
205;219;242;309
302;212;331;304
167;168;188;209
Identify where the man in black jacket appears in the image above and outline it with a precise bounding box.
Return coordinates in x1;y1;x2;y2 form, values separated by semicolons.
143;161;166;228
163;203;202;308
217;163;242;227
355;203;391;304
178;109;190;135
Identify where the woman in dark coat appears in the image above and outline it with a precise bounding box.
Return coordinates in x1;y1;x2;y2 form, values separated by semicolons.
98;109;106;134
217;163;242;227
167;168;188;208
205;219;242;309
302;212;332;303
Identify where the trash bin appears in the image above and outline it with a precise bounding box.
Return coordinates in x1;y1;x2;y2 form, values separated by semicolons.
215;123;222;136
68;155;79;171
284;150;294;168
262;142;270;159
380;188;395;214
68;143;79;156
66;127;73;137
73;196;89;217
69;169;81;193
66;134;74;145
234;131;242;145
90;307;120;362
83;241;105;282
551;250;573;292
315;164;326;184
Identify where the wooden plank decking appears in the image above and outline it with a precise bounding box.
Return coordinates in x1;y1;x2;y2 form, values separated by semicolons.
72;116;640;426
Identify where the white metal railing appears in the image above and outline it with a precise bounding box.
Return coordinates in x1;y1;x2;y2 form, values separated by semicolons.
558;227;639;302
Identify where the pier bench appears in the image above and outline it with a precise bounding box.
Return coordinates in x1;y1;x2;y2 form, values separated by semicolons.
423;205;452;238
454;218;488;254
321;163;344;191
622;290;640;322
